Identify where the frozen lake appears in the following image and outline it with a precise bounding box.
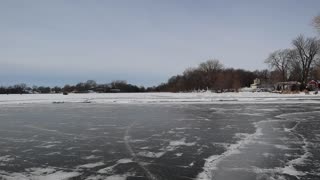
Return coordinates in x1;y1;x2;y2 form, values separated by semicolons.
0;94;320;179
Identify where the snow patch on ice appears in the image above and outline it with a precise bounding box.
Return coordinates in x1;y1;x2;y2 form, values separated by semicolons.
0;155;14;162
82;155;100;160
197;121;264;180
130;139;146;143
77;162;104;169
0;167;80;180
169;138;196;147
274;144;290;150
262;152;274;158
97;159;133;174
137;151;165;158
277;111;313;178
37;144;56;149
91;149;102;153
88;128;100;131
104;174;128;180
117;159;133;164
45;152;61;156
189;162;195;167
212;142;230;149
85;174;129;180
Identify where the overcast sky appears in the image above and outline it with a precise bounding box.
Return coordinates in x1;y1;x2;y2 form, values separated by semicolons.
1;0;319;87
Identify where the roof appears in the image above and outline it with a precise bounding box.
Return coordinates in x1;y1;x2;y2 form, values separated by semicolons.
276;81;301;85
308;80;320;84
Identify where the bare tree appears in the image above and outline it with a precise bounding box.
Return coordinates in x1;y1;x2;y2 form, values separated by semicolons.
198;59;224;90
288;58;303;82
292;35;320;87
265;49;292;81
85;80;97;90
198;59;224;73
313;14;320;34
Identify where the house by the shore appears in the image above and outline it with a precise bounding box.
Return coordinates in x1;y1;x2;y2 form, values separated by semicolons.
274;81;300;92
307;80;320;91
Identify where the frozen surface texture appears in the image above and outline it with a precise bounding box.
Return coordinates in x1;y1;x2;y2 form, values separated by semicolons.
0;92;320;105
0;94;320;179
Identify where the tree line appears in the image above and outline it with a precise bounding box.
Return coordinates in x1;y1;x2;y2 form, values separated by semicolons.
149;59;276;92
0;62;278;94
151;15;320;92
150;60;250;92
265;35;320;89
0;80;146;94
264;15;320;88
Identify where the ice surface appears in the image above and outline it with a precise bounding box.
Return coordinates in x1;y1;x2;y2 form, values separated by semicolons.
197;121;264;180
104;174;128;180
1;98;320;179
116;159;133;164
85;174;129;180
137;151;166;158
274;144;290;150
32;171;80;180
0;155;14;162
97;159;133;174
82;155;100;160
77;162;104;169
0;168;80;180
169;138;196;146
1;92;320;105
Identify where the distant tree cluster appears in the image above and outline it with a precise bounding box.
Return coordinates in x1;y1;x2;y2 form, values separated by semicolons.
63;80;145;93
0;84;29;94
152;15;320;92
265;35;320;89
149;59;270;92
0;80;145;94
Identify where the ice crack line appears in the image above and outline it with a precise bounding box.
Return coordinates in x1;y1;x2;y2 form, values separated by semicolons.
197;120;265;180
276;112;313;178
124;122;158;180
282;121;310;178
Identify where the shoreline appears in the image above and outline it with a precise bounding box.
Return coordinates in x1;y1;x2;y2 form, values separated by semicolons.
0;92;320;105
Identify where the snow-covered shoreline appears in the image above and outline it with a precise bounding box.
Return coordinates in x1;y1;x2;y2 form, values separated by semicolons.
0;92;320;105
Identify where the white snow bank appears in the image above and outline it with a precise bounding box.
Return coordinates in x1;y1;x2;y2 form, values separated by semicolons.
1;92;319;105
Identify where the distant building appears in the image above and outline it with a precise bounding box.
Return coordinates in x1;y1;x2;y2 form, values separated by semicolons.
275;81;300;91
307;80;320;90
242;78;273;92
250;78;261;89
252;78;273;90
110;89;121;93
